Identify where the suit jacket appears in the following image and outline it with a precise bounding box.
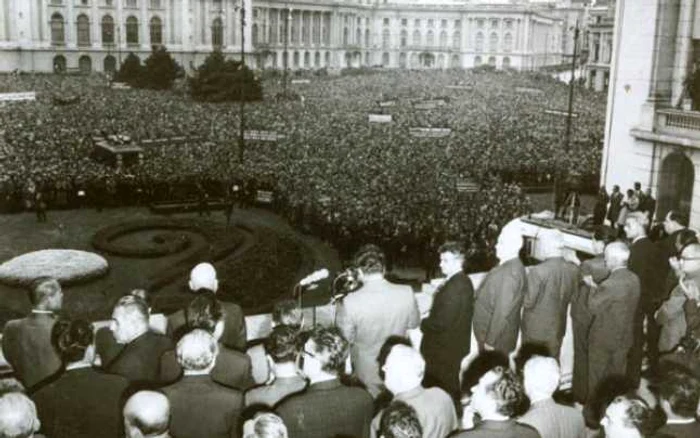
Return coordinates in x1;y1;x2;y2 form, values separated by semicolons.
168;299;247;352
452;419;541;438
607;192;623;223
1;312;62;389
31;366;130;438
104;331;175;386
244;374;307;407
655;421;700;438
629;237;666;312
522;257;580;358
473;258;527;354
517;398;586;438
336;277;420;397
162;374;244;438
656;284;688;352
275;378;374;438
160;343;254;390
421;271;474;362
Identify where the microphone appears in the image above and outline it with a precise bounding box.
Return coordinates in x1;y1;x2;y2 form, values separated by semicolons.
299;269;330;286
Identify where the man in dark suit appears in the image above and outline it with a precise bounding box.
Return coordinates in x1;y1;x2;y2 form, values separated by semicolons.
2;277;63;390
168;263;247;351
123;391;172;438
104;295;175;386
473;221;527;354
624;213;666;383
276;326;374;438
420;241;474;408
658;210;690;293
521;230;580;359
160;293;253;390
454;366;539;438
587;242;640;397
607;185;623;226
31;319;129;438
336;245;420;397
161;330;244;438
654;363;700;437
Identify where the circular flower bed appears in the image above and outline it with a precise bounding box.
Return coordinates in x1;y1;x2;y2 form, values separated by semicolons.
92;218;198;258
0;249;109;287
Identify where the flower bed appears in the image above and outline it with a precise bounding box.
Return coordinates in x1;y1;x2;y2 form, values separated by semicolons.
0;249;109;287
91;218;200;258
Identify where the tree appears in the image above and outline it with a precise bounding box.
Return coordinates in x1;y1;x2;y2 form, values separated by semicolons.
115;52;144;86
142;46;182;90
188;50;263;102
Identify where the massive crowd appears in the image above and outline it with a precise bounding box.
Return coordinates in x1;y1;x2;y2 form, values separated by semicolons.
0;69;604;267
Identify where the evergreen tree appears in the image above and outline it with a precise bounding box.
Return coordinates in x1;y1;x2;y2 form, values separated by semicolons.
188;50;263;102
142;46;182;90
115;52;144;86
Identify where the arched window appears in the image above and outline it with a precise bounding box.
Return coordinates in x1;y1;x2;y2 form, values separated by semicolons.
343;27;348;45
325;51;330;66
356;28;362;46
439;31;447;48
382;52;390;67
77;15;90;46
150;0;161;8
212;18;223;48
475;32;483;52
104;55;117;73
101;15;114;45
382;29;390;48
53;55;66;73
252;23;259;46
452;31;461;49
314;51;320;67
427;30;434;47
504;33;513;53
79;55;92;74
412;30;420;46
302;12;310;45
450;54;460;68
126;16;139;45
502;57;511;68
150;16;163;46
400;30;407;47
126;0;137;7
489;32;498;52
304;51;310;68
488;56;496;66
365;29;370;47
474;55;482;67
293;51;300;68
399;52;407;68
51;13;65;45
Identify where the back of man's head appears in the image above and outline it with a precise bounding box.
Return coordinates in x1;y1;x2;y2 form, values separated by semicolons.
51;318;94;365
264;325;300;364
354;244;386;275
0;393;40;438
112;295;150;341
605;242;631;269
656;363;700;419
124;391;170;438
308;326;348;375
186;292;222;334
438;241;465;258
379;400;422;438
176;329;218;372
29;277;61;311
271;300;303;328
243;412;288;438
668;210;690;228
523;356;560;401
189;263;218;293
383;345;424;395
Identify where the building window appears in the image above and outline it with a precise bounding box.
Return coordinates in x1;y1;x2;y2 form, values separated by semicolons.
312;13;320;44
439;31;447;47
126;16;139;45
441;19;447;29
104;55;117;73
79;55;92;74
343;27;348;45
475;32;483;52
382;52;390;67
101;15;115;45
383;18;389;26
53;55;66;73
414;19;420;27
491;19;498;29
477;19;484;29
505;20;513;30
253;23;259;45
150;16;163;46
77;14;90;46
401;18;407;26
50;13;65;45
382;29;390;48
304;52;310;68
400;29;407;47
356;28;361;46
412;29;420;46
474;55;482;66
213;0;222;10
504;32;513;52
503;57;511;68
428;19;434;28
50;0;63;5
150;0;161;8
80;0;89;5
126;0;137;7
489;32;498;52
455;20;461;28
452;31;461;49
212;18;223;48
488;56;496;66
303;12;310;45
427;30;434;47
365;29;370;47
104;0;113;5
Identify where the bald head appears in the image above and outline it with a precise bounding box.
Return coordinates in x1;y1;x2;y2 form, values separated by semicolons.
523;356;560;401
189;263;218;293
0;393;40;438
605;242;630;270
383;345;425;394
124;391;170;438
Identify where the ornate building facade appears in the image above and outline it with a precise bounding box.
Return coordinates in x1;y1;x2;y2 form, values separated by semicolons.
0;0;577;73
584;0;614;92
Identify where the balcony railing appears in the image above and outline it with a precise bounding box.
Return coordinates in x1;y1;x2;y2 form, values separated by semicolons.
658;109;700;132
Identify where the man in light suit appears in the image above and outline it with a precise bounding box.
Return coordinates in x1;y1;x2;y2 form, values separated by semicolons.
473;221;527;354
2;277;63;390
521;230;580;358
161;330;244;438
420;241;474;408
588;242;641;397
518;356;585;438
168;263;247;351
336;245;420;397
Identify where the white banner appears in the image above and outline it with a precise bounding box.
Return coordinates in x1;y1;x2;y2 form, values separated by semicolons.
544;109;579;118
0;92;36;102
378;100;397;107
413;102;437;110
368;114;392;123
244;130;282;142
409;127;452;138
515;87;544;95
291;79;311;84
446;85;473;90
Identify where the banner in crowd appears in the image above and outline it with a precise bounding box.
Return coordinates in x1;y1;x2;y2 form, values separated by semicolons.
544;109;579;118
413;102;438;110
409;127;452;138
256;190;274;204
111;82;132;90
446;85;473;90
141;136;203;146
244;130;281;142
515;87;544;95
378;100;397;107
291;79;311;84
368;114;392;123
0;92;36;102
456;178;479;193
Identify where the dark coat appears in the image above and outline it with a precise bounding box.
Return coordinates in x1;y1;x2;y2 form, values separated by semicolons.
522;257;580;358
1;312;62;389
587;268;640;396
452;420;541;438
162;374;244;438
276;379;374;438
31;367;130;438
629;237;666;312
570;256;608;403
473;258;527;354
160;343;254;390
420;271;474;400
103;331;174;386
168;299;247;352
607;191;623;224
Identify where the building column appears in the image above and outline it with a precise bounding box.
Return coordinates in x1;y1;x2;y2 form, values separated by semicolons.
671;0;696;105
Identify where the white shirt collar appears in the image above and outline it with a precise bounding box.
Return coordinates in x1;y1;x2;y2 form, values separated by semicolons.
666;418;696;425
31;309;54;315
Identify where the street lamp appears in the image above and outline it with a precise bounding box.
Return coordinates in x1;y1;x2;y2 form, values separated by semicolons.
283;6;292;97
233;0;247;162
